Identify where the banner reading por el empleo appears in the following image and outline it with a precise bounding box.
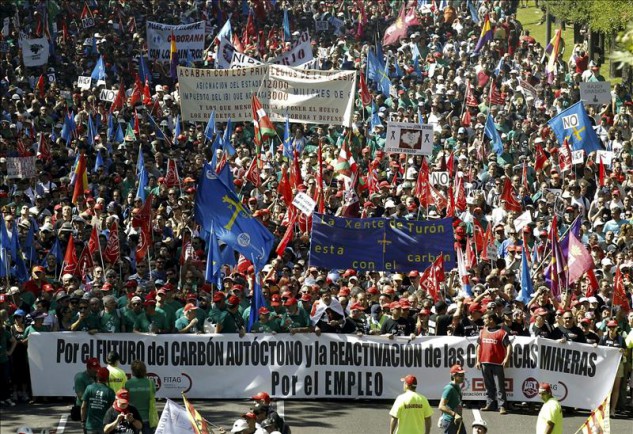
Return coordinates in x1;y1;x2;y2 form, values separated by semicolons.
28;333;620;410
177;65;356;125
309;214;456;272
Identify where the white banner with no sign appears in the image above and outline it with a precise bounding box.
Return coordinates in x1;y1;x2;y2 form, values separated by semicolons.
385;122;433;155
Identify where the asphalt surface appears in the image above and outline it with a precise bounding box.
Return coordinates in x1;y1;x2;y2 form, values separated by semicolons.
2;399;632;433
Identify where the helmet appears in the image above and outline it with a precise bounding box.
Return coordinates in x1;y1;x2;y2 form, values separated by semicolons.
16;427;34;434
472;419;488;430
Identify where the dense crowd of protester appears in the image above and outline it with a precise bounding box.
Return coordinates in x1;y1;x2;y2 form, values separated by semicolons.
0;0;632;426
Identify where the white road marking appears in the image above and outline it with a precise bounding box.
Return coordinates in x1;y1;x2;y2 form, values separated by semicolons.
56;414;68;434
277;400;285;419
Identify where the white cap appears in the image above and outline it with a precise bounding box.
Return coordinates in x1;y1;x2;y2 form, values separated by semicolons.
231;419;249;433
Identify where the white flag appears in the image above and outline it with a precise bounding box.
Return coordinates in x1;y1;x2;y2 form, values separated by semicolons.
154;399;196;434
514;210;533;232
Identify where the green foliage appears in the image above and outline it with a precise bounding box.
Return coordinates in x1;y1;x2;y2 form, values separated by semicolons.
612;23;633;67
542;0;633;34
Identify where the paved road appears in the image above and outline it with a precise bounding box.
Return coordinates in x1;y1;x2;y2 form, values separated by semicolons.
2;399;631;433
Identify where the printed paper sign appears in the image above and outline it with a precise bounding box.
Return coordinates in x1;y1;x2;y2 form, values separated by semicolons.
6;157;37;179
596;150;614;168
99;88;117;102
385;122;433;155
293;192;317;216
82;17;95;29
77;76;92;90
21;37;49;67
571;150;584;165
146;21;206;63
430;171;450;186
580;82;611;105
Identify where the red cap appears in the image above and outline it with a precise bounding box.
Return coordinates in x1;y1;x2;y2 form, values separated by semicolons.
401;375;417;386
349;302;364;311
97;367;110;381
338;288;350;297
258;306;270;315
399;299;411;309
300;293;312;302
125;280;138;288
418;308;431;316
32;265;45;273
227;295;240;306
450;364;465;375
186;293;198;301
283;297;298;307
116;388;129;402
213;292;226;302
86;357;100;369
242;412;257;420
251;391;271;403
408;270;419;278
538;383;552;393
183;303;198;313
607;320;618;328
533;308;548;317
42;284;55;292
270;294;281;306
101;283;113;291
367;286;379;295
144;299;157;307
468;303;482;314
389;301;402;310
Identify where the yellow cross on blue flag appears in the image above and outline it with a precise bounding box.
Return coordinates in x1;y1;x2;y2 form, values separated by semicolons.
547;101;602;154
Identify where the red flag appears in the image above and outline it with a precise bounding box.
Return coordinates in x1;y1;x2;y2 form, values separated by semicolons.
359;71;372;106
559;139;572;172
62;21;68;43
482;223;497;260
446;152;455;177
275;212;298;256
103;221;121;265
245;155;261;187
278;167;293;206
232;32;245;53
143;80;152;106
316;141;325;214
134;194;154;262
460;109;471;127
243;10;256;46
534;144;547;172
72;154;88;204
465;237;477;270
454;174;467;211
251;94;276;145
473;220;485;252
215;152;227;174
128;16;137;34
489;81;505;105
465;81;479;107
446;185;455;217
429;184;448;212
133;110;140;135
16;138;29;157
110;82;125;113
80;5;93;19
62;237;78;276
599;154;606;187
88;226;100;256
37;133;51;162
419;263;439;301
613;267;631;312
500;177;522;212
289;151;302;190
36;74;46;98
76;246;94;280
585;269;599;298
179;231;192;266
415;157;431;208
522;161;530;193
163;159;181;188
128;75;143;107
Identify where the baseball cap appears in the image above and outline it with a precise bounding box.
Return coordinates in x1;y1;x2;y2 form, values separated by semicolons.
116;388;129;403
259;306;271;315
270;294;282;307
349;302;364;311
251;391;271;403
389;301;402;310
450;364;465;375
227;295;240;306
86;357;100;369
184;303;199;312
538;382;552;394
401;375;417;386
231;419;249;433
97;367;110;381
283;297;298;307
472;419;488;430
607;320;618;328
213;291;226;302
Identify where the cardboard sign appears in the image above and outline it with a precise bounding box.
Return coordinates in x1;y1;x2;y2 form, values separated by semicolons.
595;150;614;168
385;122;433;155
77;76;92;90
82;17;95;29
580;82;611;106
99;88;117;102
430;171;450;187
6;157;37;179
571;150;584;165
292;192;317;216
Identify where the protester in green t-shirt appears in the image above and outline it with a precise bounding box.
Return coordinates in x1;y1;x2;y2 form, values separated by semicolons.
251;307;281;333
133;300;168;333
126;360;158;432
175;303;203;333
82;367;115;433
74;357;100;407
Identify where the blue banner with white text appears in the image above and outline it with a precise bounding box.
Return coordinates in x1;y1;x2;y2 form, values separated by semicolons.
309;214;455;272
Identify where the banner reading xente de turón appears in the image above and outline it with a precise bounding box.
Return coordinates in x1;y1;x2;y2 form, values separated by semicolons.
177;65;356;125
309;214;456;272
146;21;206;62
28;333;620;410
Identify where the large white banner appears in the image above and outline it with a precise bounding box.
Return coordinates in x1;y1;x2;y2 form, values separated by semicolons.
21;37;49;67
177;65;356;125
146;21;206;63
217;32;313;70
28;333;619;409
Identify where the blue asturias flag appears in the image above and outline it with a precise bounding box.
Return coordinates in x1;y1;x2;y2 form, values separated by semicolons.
283;9;291;42
91;55;106;81
248;272;266;332
94;150;104;173
547;101;602;154
467;0;480;24
221;118;236;156
517;247;534;304
283;116;293;159
378;60;391;97
194;163;273;270
204;110;216;140
370;102;382;131
138;55;151;84
485;114;504;155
